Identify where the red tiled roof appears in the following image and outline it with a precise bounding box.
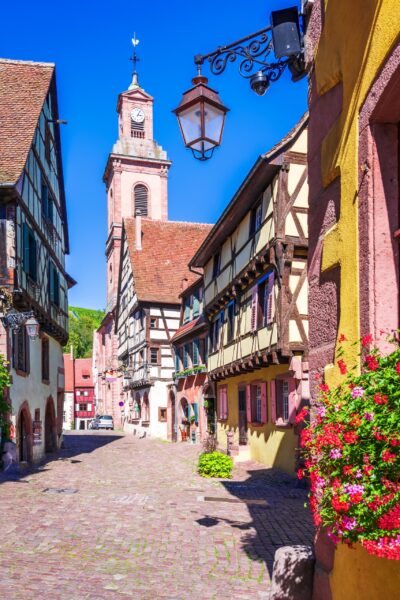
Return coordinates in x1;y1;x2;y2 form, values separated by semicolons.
170;315;206;343
74;358;93;387
0;59;54;184
124;218;213;304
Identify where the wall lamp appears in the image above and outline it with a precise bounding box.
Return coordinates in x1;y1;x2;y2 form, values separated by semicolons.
174;5;307;160
1;309;40;340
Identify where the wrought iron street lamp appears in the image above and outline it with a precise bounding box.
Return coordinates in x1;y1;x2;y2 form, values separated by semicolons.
173;71;229;161
175;5;307;160
1;309;40;340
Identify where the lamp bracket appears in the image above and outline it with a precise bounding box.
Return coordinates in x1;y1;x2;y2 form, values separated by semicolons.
194;18;305;84
1;309;34;331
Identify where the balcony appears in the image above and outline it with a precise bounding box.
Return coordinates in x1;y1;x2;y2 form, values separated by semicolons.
122;363;151;389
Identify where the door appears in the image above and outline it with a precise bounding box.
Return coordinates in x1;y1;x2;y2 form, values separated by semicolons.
238;388;247;445
19;411;28;462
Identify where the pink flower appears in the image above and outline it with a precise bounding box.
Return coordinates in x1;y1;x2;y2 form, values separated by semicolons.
330;448;342;459
317;405;326;418
364;412;374;421
351;386;365;398
342;516;357;531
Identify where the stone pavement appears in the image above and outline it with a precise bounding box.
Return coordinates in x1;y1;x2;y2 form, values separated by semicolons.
0;432;314;599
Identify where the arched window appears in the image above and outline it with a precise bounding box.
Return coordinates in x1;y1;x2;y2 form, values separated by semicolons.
134;184;148;217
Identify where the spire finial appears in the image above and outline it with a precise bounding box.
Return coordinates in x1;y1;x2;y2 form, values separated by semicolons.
129;33;140;89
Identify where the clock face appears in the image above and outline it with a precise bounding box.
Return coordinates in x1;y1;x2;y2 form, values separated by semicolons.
131;107;145;123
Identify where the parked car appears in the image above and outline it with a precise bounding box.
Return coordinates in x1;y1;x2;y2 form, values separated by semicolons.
93;415;114;430
89;417;100;430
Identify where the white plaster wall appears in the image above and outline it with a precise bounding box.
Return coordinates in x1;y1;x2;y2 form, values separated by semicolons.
10;334;63;462
63;392;74;430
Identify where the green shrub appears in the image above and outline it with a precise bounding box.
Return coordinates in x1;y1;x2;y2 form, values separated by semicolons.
198;451;233;479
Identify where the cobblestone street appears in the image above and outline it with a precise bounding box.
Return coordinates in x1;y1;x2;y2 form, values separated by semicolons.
0;433;314;599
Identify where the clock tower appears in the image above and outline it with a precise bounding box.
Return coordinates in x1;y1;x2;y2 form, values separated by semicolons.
103;60;172;310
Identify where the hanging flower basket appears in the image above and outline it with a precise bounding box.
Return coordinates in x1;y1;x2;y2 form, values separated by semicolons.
299;333;400;559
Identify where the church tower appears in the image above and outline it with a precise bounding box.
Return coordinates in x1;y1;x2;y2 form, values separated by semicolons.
103;39;172;310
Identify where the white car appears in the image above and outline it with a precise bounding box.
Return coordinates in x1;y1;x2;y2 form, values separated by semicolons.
93;415;114;430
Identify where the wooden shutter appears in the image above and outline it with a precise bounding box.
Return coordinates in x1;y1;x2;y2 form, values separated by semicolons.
193;339;199;366
22;223;30;274
134;185;148;216
193;294;200;317
175;348;180;372
251;286;258;331
266;272;275;325
288;378;297;424
193;402;199;423
270;380;277;424
224;387;228;420
246;384;252;423
218;386;223;419
260;382;267;423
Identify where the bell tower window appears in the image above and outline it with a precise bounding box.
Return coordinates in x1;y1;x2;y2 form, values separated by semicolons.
134;184;148;217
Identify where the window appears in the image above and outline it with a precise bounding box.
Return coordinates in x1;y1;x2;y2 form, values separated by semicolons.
134;184;148;217
199;337;207;365
142;394;150;421
41;183;53;224
12;327;29;373
212;252;221;279
158;407;167;422
251;271;275;331
227;301;235;342
250;199;263;236
48;261;60;307
45;123;51;164
251;384;262;423
246;382;267;424
209;312;223;353
22;223;37;281
150;317;158;329
79;403;88;411
192;338;200;366
150;347;159;365
218;385;228;420
270;378;297;425
183;344;191;369
41;336;49;382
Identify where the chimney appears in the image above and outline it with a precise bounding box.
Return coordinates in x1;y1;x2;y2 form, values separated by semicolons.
135;211;142;251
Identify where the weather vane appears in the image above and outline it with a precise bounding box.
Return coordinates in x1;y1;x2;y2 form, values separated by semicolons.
130;33;140;75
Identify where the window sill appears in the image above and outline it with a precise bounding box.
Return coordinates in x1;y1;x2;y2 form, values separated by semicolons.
15;369;28;378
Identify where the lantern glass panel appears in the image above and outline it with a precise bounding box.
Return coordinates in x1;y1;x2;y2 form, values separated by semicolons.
178;102;202;146
25;317;39;339
204;104;225;146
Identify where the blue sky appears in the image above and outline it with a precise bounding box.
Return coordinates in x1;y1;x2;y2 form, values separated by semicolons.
3;0;307;310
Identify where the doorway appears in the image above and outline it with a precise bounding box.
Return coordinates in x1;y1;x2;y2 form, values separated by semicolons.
18;410;29;462
45;398;57;452
238;388;248;445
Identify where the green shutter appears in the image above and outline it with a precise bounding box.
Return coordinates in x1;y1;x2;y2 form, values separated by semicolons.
30;233;37;281
22;223;30;274
193;339;199;366
175;348;181;372
193;402;199;423
193;294;200;317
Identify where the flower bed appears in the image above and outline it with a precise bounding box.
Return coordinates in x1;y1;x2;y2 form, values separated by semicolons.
299;334;400;559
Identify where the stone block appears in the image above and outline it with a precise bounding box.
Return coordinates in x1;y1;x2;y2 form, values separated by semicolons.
269;545;315;600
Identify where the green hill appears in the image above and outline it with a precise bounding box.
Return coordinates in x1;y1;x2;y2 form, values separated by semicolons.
64;306;105;358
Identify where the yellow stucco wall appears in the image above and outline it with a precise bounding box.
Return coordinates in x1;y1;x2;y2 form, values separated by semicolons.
313;1;400;596
315;0;400;383
216;367;297;475
330;544;400;600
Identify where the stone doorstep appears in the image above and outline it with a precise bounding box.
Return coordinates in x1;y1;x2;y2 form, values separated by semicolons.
233;445;251;463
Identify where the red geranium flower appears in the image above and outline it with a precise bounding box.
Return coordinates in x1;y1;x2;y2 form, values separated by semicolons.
396;362;400;376
338;334;347;342
365;355;379;371
362;334;373;347
374;393;388;405
343;431;358;444
382;450;396;463
319;383;330;393
338;359;347;375
343;465;353;475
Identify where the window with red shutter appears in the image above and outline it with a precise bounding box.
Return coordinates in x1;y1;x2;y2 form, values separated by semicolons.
251;286;258;331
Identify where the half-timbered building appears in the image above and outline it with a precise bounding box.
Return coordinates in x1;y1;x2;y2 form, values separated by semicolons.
189;115;309;474
115;216;212;439
171;277;212;444
0;59;73;463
